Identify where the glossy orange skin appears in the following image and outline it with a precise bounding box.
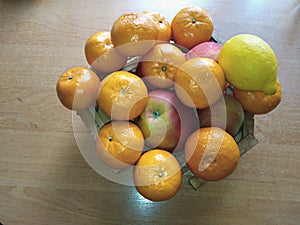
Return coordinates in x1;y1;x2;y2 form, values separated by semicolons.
96;121;144;169
97;71;148;120
171;6;214;49
137;43;186;89
56;67;100;111
175;57;225;109
84;31;127;73
111;12;159;57
233;80;282;114
134;149;182;202
143;11;172;42
185;127;240;181
85;31;112;65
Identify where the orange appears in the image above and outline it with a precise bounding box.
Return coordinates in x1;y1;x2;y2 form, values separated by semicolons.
171;6;214;49
84;31;127;74
185;127;240;181
97;71;148;120
233;80;282;114
96;121;144;169
56;66;100;111
111;12;159;57
134;149;182;202
137;43;186;88
143;11;172;42
174;57;225;109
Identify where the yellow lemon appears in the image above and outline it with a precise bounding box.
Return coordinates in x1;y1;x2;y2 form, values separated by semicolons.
218;34;278;95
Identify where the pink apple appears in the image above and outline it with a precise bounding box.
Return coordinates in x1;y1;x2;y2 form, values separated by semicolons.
135;89;199;152
186;42;223;62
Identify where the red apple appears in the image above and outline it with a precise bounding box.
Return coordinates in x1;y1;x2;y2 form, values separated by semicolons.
135;89;199;152
186;42;223;62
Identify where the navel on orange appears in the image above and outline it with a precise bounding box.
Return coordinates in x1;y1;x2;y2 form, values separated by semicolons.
97;71;148;120
96;121;144;169
134;149;182;202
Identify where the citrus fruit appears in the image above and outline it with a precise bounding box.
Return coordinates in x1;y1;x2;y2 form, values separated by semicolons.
134;149;182;202
143;11;172;42
97;71;148;120
56;67;100;111
111;12;159;57
96;121;144;169
137;43;186;88
233;80;282;114
171;6;214;49
174;57;226;109
84;31;127;73
218;34;278;95
185;127;240;181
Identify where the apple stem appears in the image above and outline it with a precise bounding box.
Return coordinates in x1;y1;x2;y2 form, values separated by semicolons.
152;110;160;119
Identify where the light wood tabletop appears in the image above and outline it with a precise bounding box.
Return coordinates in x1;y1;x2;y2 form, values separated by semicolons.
0;0;299;224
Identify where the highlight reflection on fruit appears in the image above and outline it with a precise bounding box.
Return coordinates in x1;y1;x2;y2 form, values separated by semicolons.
135;89;182;152
185;127;240;181
96;121;144;169
218;34;278;94
111;12;159;57
55;6;281;202
171;6;214;49
56;67;100;111
97;71;148;120
233;80;282;115
134;149;182;202
175;57;226;109
137;43;186;89
186;41;223;62
84;31;127;73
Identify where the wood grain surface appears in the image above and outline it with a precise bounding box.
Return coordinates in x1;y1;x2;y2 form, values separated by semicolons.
0;0;299;224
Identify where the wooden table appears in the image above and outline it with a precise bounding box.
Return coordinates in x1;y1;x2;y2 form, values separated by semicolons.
1;0;299;224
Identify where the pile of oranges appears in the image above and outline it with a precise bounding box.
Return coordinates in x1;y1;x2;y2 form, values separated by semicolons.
56;6;282;202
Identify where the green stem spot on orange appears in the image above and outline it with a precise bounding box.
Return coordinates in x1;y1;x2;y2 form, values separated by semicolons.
162;66;167;71
158;172;163;178
108;136;113;142
68;75;73;80
192;19;196;24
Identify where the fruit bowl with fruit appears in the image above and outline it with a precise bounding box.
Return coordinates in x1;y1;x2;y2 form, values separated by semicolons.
56;6;281;201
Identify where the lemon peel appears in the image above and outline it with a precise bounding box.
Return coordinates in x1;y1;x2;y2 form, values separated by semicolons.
218;34;278;95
